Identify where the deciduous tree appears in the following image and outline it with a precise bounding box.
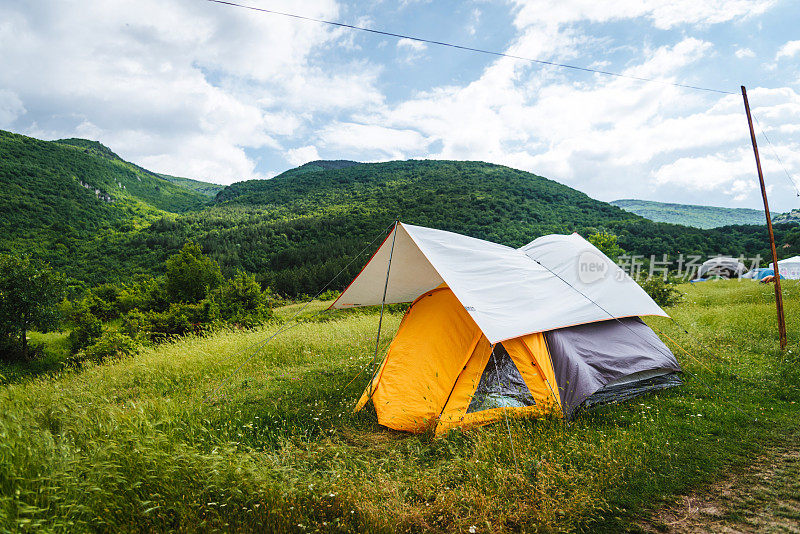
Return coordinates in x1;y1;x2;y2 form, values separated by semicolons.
0;255;64;360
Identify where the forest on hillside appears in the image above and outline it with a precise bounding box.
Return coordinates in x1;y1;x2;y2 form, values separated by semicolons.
2;130;799;297
611;199;773;229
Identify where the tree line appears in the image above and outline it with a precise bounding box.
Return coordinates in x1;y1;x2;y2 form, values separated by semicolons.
0;243;272;363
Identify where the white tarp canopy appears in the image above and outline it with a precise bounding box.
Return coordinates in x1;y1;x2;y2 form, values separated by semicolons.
777;255;800;279
331;223;667;343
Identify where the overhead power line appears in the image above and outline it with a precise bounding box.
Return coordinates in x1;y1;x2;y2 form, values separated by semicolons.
206;0;736;95
753;115;800;197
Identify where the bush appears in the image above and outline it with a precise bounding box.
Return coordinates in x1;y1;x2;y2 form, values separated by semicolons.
212;271;271;327
142;301;219;341
121;309;148;342
637;276;683;307
586;231;624;262
118;278;169;314
318;289;340;301
92;283;121;308
83;293;118;321
68;311;102;353
82;332;140;363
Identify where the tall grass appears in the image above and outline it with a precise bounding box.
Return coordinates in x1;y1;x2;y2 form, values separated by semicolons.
0;281;798;532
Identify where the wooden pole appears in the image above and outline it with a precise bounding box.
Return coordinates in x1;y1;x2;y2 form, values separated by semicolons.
741;85;787;350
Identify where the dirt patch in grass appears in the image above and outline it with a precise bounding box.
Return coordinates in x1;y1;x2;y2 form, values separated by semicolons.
636;443;800;533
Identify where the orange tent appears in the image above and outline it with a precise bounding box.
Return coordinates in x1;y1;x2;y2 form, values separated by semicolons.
338;223;681;436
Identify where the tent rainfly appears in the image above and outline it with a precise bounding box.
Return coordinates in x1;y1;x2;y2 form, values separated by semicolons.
332;223;682;436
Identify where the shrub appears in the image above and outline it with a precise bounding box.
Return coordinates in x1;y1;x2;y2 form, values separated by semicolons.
83;293;118;321
637;276;683;307
120;309;148;342
68;311;103;353
92;283;122;307
82;332;140;362
586;231;624;262
212;271;271;327
118;278;169;314
143;301;219;340
318;289;340;301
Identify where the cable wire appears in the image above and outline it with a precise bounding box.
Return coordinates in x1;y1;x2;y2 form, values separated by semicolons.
205;0;735;95
752;114;800;197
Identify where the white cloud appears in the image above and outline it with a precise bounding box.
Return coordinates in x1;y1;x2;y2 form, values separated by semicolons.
376;38;721;167
735;47;755;59
0;0;383;184
651;144;795;200
653;151;753;190
396;38;427;52
317;123;428;158
776;40;800;60
286;145;322;166
0;90;25;127
625;38;712;79
466;8;481;36
511;0;776;30
396;38;427;64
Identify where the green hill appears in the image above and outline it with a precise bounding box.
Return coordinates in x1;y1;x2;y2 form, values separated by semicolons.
611;199;773;229
773;209;800;225
111;160;799;295
125;159;646;293
3;128;800;293
0;129;211;276
158;174;226;197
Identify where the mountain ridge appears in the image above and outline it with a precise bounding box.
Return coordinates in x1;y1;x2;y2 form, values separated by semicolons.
611;199;783;229
0;129;213;276
2;128;799;293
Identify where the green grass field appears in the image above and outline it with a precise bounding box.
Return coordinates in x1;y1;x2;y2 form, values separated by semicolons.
1;281;798;532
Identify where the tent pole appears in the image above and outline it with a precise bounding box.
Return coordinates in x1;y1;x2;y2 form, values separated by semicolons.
367;221;399;401
741;86;787;350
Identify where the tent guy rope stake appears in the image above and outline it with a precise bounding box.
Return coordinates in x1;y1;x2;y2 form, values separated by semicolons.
367;221;399;401
742;85;787;350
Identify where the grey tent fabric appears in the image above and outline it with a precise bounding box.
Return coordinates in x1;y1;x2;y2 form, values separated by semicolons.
582;372;683;409
697;257;746;279
467;344;536;413
544;317;681;417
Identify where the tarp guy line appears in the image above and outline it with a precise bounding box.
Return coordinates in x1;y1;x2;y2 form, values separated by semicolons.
204;222;396;402
530;257;756;421
368;220;399;401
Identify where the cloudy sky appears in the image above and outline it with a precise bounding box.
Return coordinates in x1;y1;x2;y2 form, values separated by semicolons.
1;0;799;211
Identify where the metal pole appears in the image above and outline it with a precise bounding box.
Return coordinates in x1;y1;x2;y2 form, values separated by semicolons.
367;221;399;400
741;85;787;350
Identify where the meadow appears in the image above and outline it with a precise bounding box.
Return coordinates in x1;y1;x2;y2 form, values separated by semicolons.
0;280;798;532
